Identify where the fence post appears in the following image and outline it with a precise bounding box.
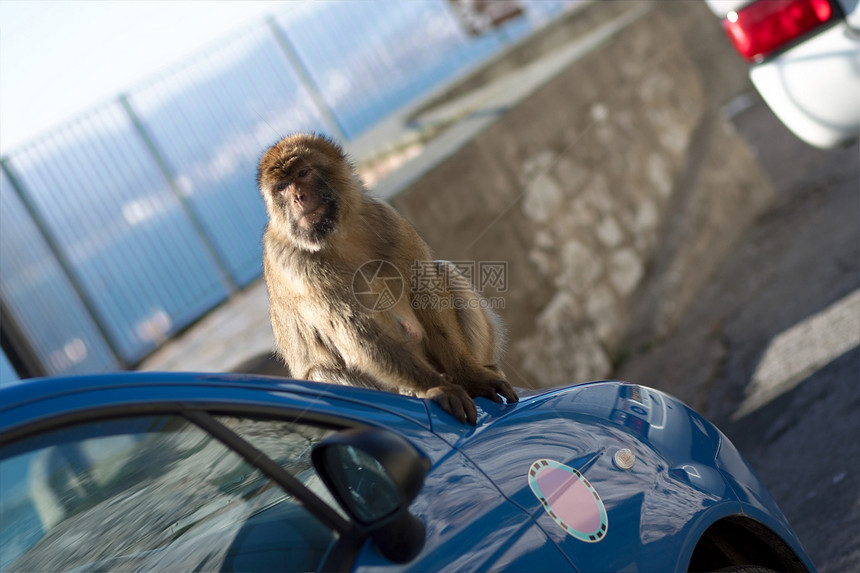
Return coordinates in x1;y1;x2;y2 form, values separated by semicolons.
118;94;238;294
265;16;349;141
0;158;127;368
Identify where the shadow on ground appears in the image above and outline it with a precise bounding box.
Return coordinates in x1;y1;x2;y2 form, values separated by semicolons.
232;352;291;378
724;348;860;573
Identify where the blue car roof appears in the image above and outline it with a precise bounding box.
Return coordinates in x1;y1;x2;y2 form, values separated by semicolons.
0;372;587;443
0;371;435;435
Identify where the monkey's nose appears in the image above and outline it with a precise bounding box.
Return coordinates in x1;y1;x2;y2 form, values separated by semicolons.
292;190;321;214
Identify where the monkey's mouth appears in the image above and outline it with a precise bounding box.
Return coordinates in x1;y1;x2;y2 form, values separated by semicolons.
291;199;336;235
298;202;326;223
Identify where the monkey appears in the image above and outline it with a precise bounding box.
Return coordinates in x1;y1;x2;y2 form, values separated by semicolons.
257;132;518;424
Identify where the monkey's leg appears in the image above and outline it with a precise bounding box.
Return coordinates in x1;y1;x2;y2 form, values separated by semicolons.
453;301;519;404
321;316;481;425
414;262;518;405
454;295;505;367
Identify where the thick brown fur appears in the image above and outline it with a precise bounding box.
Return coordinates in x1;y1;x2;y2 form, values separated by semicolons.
257;133;517;424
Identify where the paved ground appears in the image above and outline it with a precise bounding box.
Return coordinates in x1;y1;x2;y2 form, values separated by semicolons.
616;91;860;572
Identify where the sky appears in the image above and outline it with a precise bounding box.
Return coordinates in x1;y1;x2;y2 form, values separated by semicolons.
0;0;300;154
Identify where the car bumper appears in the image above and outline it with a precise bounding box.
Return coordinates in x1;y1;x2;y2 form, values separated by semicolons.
750;21;860;148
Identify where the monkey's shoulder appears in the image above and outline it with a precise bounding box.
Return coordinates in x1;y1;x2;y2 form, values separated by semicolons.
360;197;433;260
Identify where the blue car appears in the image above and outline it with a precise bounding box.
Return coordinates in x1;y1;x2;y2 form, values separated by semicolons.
0;373;813;572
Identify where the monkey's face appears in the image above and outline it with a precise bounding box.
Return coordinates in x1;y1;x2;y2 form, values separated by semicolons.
270;157;339;248
257;134;359;252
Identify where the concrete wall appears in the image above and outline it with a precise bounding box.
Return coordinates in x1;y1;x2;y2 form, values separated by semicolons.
390;2;775;389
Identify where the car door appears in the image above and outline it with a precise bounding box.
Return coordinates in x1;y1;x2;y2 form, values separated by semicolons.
349;437;576;573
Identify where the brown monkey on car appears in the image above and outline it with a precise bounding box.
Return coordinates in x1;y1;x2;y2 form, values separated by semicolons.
257;132;517;424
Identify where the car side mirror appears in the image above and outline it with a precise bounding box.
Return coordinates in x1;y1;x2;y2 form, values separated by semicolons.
311;427;431;563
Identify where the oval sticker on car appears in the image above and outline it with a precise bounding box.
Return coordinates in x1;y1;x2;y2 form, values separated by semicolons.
528;459;608;542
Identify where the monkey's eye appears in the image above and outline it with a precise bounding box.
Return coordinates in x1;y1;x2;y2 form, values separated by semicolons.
296;167;311;179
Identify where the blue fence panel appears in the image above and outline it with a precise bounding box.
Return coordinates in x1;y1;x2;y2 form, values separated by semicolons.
127;24;332;287
0;170;120;375
5;104;231;364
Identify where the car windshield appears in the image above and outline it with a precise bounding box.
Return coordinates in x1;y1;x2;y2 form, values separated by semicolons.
0;414;339;572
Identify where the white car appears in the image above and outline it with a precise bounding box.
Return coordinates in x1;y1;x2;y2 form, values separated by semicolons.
707;0;860;148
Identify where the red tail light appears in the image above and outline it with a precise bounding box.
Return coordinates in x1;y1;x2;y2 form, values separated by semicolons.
722;0;836;62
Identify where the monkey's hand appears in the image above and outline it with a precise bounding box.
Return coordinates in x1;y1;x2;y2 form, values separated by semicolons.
463;375;519;405
422;384;478;425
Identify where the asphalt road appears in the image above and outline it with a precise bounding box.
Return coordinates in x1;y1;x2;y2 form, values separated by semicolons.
617;92;859;573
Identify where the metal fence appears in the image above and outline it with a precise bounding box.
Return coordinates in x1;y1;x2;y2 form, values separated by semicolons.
0;0;572;380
